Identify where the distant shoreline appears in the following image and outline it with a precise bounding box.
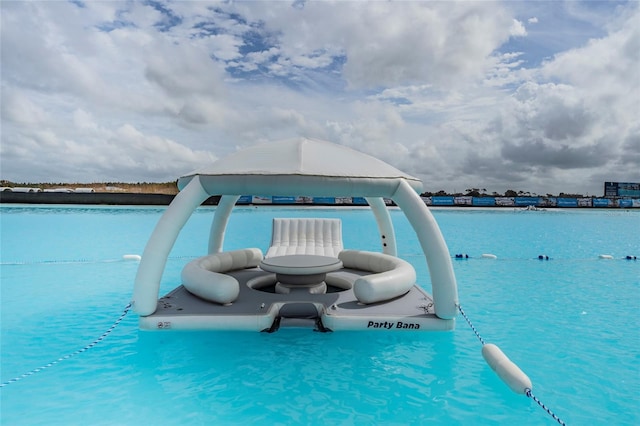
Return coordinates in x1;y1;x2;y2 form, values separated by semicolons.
0;191;193;206
1;191;638;209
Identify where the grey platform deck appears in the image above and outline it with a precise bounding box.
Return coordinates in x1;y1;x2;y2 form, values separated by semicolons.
139;268;454;332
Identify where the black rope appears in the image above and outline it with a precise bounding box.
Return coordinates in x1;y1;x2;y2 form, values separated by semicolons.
526;389;567;426
457;304;485;345
0;302;132;388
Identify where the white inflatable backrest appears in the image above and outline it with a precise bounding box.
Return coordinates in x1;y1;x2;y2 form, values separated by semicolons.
266;218;343;257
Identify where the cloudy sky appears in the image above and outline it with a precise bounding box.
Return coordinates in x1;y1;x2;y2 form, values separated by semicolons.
1;1;638;196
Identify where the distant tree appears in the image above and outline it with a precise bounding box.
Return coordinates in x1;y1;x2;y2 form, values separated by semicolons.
505;189;517;197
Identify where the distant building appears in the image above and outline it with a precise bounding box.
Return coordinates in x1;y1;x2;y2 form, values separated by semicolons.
604;182;640;198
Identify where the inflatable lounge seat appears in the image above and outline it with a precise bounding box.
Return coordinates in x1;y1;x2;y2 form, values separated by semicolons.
266;218;343;258
338;250;416;304
182;248;263;304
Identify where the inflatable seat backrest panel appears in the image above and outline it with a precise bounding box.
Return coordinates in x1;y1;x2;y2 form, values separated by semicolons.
266;218;343;258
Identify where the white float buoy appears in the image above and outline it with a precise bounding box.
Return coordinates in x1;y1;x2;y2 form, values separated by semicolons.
122;254;142;261
482;254;497;259
598;254;613;259
482;343;532;394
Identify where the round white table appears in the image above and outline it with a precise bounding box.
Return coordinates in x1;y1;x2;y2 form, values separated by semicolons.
259;255;343;294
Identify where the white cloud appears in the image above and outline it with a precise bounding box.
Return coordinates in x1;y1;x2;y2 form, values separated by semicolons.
510;19;527;37
1;0;638;196
337;2;515;89
1;89;50;126
231;1;516;89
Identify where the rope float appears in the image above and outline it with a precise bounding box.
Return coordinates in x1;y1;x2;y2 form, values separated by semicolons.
3;253;635;266
0;254;206;266
481;343;532;394
0;302;132;388
457;304;567;425
453;253;498;259
450;253;637;261
122;254;142;261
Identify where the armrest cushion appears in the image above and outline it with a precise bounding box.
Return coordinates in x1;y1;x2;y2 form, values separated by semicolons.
195;248;263;273
339;250;416;304
181;248;263;304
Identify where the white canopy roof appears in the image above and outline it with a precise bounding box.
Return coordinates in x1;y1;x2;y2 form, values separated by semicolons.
178;137;423;197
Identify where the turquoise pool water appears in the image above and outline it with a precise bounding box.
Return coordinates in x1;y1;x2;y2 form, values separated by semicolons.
1;205;638;425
